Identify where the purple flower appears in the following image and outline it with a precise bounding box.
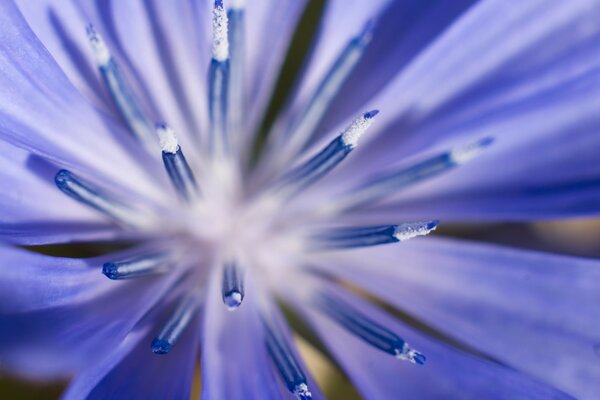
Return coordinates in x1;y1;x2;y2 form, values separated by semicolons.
1;0;600;399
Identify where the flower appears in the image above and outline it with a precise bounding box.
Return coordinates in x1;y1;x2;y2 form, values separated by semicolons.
1;0;600;399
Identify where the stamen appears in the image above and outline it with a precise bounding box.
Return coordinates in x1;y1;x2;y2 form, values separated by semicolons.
157;123;200;202
263;318;313;400
102;252;172;280
310;221;438;249
209;0;231;156
151;293;200;355
54;169;145;227
317;292;425;365
330;137;494;213
277;20;375;162
221;261;244;310
227;0;246;141
86;25;157;152
276;111;378;197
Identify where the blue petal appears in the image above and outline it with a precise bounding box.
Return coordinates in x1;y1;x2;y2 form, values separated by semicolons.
0;246;182;379
63;310;200;400
314;238;600;399
201;272;283;400
291;280;573;399
0;1;166;202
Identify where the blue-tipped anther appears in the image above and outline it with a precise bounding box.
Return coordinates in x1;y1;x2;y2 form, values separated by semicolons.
318;292;426;365
157;123;200;202
275;111;378;198
221;262;244;310
312;220;438;249
151;294;199;355
227;0;246;142
101;252;171;280
54;169;140;226
209;0;230;156
262;317;312;399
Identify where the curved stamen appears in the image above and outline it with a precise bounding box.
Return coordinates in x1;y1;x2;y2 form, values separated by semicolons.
209;0;231;156
86;25;157;152
152;293;200;354
327;137;494;214
54;169;147;227
102;251;173;280
157;123;200;202
276;19;375;162
221;261;245;310
275;110;379;198
310;220;438;249
316;291;425;365
262;317;313;400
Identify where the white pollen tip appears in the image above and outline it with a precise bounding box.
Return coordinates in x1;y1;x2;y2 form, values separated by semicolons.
341;110;378;148
212;2;229;61
156;123;179;153
450;136;494;164
230;0;245;10
294;383;312;400
393;220;439;241
86;24;111;66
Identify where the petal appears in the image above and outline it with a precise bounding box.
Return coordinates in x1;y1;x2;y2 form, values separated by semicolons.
314;238;600;399
245;0;309;138
63;311;200;400
0;1;166;202
290;279;572;399
308;0;600;221
200;271;283;400
0;246;182;379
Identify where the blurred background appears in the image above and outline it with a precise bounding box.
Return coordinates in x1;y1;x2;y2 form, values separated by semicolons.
3;0;599;398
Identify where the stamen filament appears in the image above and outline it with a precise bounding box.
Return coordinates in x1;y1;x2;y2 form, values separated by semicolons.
157;123;200;202
331;137;494;213
151;293;200;355
227;1;246;145
277;20;375;162
221;261;244;310
54;169;145;227
209;0;231;156
317;292;425;364
86;25;157;152
102;252;172;280
276;110;378;198
262;317;313;400
310;220;438;249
